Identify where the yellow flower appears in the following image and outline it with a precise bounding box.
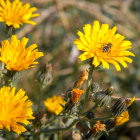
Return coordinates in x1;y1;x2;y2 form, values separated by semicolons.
0;86;35;134
0;35;44;71
0;0;39;28
71;88;85;103
74;21;135;71
115;111;129;126
44;96;66;115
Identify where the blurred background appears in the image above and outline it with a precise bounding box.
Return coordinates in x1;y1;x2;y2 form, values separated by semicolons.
0;0;140;139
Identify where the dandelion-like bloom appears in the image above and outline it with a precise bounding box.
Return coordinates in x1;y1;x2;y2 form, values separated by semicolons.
71;88;85;103
44;96;66;115
74;21;135;71
0;35;44;71
92;121;106;135
0;0;39;28
114;111;129;126
0;86;34;134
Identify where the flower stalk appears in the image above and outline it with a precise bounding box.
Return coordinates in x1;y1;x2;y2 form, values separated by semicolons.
82;65;94;113
40;119;78;134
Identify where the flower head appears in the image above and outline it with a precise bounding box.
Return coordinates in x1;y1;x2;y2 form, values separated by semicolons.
71;88;85;103
111;97;135;116
114;111;129;126
95;86;114;107
92;121;106;135
0;86;34;134
74;21;135;71
0;0;39;28
0;35;44;71
44;96;66;115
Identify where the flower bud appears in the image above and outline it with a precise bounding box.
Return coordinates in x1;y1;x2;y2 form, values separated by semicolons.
111;97;135;116
94;86;114;107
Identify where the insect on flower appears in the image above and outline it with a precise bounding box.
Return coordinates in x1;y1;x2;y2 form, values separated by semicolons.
102;42;112;53
74;20;135;71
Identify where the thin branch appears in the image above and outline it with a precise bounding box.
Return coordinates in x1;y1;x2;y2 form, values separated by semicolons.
40;115;113;134
40;119;78;134
128;121;140;128
112;96;140;101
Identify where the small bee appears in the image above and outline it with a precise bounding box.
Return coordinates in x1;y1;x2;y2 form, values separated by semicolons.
102;42;112;53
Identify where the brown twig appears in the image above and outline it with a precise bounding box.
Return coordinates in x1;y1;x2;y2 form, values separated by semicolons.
128;121;140;128
112;95;140;101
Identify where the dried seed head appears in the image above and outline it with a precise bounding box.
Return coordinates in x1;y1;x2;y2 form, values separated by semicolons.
92;121;106;135
74;69;88;88
71;88;85;103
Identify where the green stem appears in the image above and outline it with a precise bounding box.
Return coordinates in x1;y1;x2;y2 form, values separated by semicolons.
81;66;94;113
40;119;78;134
39;114;113;135
37;83;46;111
81;115;113;122
90;115;113;122
45;115;57;125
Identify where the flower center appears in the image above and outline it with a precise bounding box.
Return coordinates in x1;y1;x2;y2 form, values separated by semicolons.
95;42;112;57
102;43;112;53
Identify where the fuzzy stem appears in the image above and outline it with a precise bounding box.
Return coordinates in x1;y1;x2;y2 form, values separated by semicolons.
81;115;113;122
89;115;113;122
81;66;94;113
40;119;78;134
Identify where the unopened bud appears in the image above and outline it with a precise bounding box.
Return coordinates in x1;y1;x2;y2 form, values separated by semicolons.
111;97;134;117
94;86;114;107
